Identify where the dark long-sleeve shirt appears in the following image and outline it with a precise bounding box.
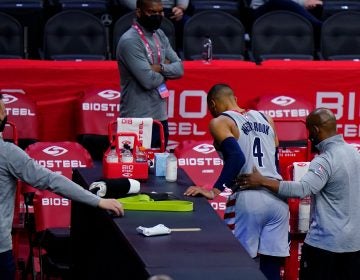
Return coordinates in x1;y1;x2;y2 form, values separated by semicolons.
116;21;183;121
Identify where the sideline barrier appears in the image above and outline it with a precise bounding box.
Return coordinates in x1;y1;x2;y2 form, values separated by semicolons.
0;59;359;145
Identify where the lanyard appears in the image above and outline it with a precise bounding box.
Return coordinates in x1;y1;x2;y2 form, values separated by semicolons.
133;23;161;64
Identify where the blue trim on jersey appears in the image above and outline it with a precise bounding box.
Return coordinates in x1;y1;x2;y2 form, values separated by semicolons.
258;112;269;122
213;137;245;191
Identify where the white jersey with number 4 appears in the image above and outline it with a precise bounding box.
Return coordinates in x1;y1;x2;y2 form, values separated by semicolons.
222;109;282;180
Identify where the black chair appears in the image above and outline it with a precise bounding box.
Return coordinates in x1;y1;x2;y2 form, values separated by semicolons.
42;10;110;60
182;10;246;60
46;0;112;25
112;11;176;59
22;141;93;280
0;0;44;58
189;0;244;18
1;91;39;149
250;10;315;63
319;11;360;60
0;12;26;58
76;87;120;160
322;0;360;20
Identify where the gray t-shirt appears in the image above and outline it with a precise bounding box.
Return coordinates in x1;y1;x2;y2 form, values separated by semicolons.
0;140;100;253
279;134;360;253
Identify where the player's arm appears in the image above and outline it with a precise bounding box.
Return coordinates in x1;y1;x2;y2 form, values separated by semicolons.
184;116;245;199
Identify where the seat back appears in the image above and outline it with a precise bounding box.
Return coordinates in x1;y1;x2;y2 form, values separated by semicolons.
49;0;110;16
43;10;108;60
320;11;360;60
112;11;176;59
189;0;243;18
0;12;25;58
322;0;360;20
174;140;229;218
26;141;93;232
77;88;120;160
251;11;314;63
1;91;39;149
183;10;245;60
0;0;44;59
255;94;314;176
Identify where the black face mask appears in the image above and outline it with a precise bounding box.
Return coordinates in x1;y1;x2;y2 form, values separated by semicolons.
0;116;7;132
309;133;320;154
138;14;163;32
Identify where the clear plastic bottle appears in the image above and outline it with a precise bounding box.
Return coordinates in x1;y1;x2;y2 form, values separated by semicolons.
298;196;311;232
202;36;213;64
106;145;119;163
135;146;147;162
122;144;133;163
165;149;178;182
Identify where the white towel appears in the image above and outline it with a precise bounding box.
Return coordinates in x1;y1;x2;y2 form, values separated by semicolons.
293;162;311;232
292;162;310;181
136;224;171;236
117;117;153;149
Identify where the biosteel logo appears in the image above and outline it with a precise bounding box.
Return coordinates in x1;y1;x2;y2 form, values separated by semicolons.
178;143;223;169
82;90;120;112
42;146;68;157
2;93;36;116
259;95;310;118
295;162;309;167
271;96;296;106
42;197;70;206
2;94;18;104
193;143;216;154
97;90;120;100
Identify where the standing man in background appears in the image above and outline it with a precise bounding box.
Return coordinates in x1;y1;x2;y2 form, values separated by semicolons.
184;84;289;280
118;0;190;52
116;0;184;148
238;108;360;280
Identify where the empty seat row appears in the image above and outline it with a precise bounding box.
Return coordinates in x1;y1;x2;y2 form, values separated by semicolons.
183;9;360;62
1;9;360;62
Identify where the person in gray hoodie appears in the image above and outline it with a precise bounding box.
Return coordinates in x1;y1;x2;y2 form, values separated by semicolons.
0;94;124;280
238;108;360;280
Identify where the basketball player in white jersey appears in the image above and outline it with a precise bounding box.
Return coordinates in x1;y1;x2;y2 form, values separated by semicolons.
184;84;289;280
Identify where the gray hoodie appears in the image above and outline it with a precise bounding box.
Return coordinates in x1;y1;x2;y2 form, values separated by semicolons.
0;139;100;253
279;134;360;253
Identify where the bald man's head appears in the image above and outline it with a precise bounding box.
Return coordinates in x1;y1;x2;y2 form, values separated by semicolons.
306;108;337;145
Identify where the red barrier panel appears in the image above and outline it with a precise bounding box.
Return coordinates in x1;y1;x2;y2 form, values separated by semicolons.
0;59;359;146
175;140;230;217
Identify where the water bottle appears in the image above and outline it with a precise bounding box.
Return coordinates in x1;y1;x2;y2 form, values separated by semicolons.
298;196;311;232
135;146;147;163
122;144;133;163
165;149;178;182
202;36;213;63
106;145;119;163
